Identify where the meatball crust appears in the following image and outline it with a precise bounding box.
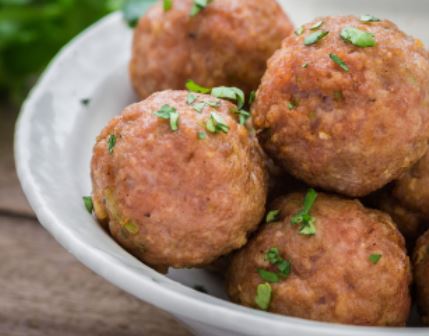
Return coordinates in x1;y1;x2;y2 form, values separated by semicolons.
393;151;429;219
252;16;429;197
130;0;293;99
91;91;268;270
227;192;411;326
414;230;429;324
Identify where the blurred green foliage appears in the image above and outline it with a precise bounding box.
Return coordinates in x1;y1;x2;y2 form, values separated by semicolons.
0;0;124;104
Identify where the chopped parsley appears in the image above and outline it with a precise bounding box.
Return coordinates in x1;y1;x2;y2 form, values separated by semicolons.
187;93;197;105
122;0;156;27
264;247;291;279
295;25;304;36
197;131;206;140
369;253;382;264
288;101;297;110
206;112;229;134
266;210;280;223
83;196;93;214
291;188;318;235
186;79;211;93
255;283;272;311
257;269;280;283
329;53;349;72
190;0;212;16
302;63;309;68
124;221;139;235
237;109;251;125
360;15;381;23
107;134;116;154
304;30;329;46
310;20;323;30
163;0;172;11
154;104;179;131
340;26;376;47
192;102;206;113
211;86;245;109
207;100;220;107
249;91;256;105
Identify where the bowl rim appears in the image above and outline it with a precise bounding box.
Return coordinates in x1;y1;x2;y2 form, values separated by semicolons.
14;12;429;336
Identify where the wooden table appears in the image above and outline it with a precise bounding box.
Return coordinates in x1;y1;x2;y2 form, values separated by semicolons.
1;107;192;336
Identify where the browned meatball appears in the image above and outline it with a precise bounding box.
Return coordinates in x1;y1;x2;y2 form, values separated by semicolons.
414;230;429;324
130;0;293;99
91;91;268;270
252;16;429;197
227;192;411;326
393;151;429;220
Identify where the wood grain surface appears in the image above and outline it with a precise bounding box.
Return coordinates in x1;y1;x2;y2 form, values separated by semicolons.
1;107;192;336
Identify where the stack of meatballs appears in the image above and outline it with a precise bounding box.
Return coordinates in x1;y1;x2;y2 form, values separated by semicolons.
89;0;429;327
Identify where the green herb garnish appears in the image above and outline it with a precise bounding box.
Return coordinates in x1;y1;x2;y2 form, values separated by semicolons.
340;26;376;47
187;93;197;105
198;131;206;140
186;79;211;93
154;104;179;131
295;26;305;36
122;0;157;27
237;109;251;125
264;247;291;278
369;253;382;264
83;196;93;214
211;86;245;109
291;188;318;235
190;0;212;16
310;21;323;30
255;283;272;311
288;101;298;110
107;134;116;154
207;100;220;107
360;15;381;23
206;112;229;134
329;53;349;72
124;221;139;235
193;102;206;113
266;248;282;264
304;31;329;46
163;0;172;11
266;210;280;223
257;269;280;283
302;63;309;68
249;91;256;105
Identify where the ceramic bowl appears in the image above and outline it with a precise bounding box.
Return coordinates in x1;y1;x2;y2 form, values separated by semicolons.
15;1;429;335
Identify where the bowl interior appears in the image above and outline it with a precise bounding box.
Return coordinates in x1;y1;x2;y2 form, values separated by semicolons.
16;1;429;335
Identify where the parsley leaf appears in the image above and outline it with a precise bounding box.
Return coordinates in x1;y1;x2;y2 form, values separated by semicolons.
186;79;211;93
263;248;292;279
249;91;256;105
340;26;376;47
211;86;245;109
291;189;318;236
369;253;382;264
255;283;272;311
329;53;349;72
190;0;213;16
107;134;116;154
163;0;173;11
154;104;180;131
266;210;280;223
257;269;280;283
193;102;206;113
83;196;93;214
187;93;197;105
360;15;381;23
310;21;324;31
206;112;229;134
295;26;305;36
304;31;329;46
122;0;157;27
198;131;206;140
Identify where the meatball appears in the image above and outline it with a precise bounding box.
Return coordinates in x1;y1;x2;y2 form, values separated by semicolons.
91;90;268;270
227;192;411;326
130;0;293;99
414;230;429;324
252;16;429;197
393;151;429;220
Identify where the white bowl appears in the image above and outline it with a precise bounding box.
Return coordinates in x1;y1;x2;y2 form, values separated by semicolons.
15;2;429;335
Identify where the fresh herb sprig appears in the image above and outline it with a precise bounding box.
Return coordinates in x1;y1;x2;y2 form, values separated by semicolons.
291;189;318;235
154;104;180;131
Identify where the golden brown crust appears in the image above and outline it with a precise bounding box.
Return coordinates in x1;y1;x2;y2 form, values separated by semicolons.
91;91;268;269
227;192;411;326
414;230;429;324
252;16;429;197
130;0;293;98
